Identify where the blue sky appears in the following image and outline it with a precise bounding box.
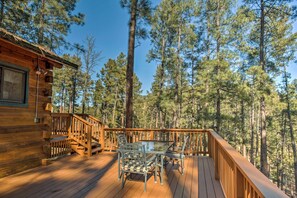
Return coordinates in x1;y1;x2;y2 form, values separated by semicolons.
67;0;159;94
67;0;296;94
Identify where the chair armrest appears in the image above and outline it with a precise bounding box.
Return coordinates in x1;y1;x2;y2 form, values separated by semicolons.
146;153;156;162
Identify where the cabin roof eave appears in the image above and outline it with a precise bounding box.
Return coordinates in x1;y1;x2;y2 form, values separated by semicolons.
0;28;78;69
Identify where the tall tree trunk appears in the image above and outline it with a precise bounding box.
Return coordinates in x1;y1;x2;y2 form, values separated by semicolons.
215;0;221;135
174;26;182;128
259;0;269;177
72;73;77;114
125;0;137;128
204;3;210;129
279;111;286;190
255;106;260;167
157;37;166;128
82;88;86;114
284;66;297;193
112;87;118;127
241;99;246;157
191;57;195;129
250;88;255;165
37;0;45;44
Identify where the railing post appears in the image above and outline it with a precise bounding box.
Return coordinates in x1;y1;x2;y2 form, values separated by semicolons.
100;126;105;151
208;131;211;157
215;141;219;180
68;115;73;137
150;130;154;140
87;125;92;157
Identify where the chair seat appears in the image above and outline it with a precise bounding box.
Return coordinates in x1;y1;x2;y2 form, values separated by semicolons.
123;159;155;173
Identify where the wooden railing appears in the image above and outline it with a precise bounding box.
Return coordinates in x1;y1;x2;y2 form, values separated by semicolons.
69;114;93;157
46;138;72;158
51;113;71;136
49;113;105;157
103;128;287;198
49;114;288;197
77;114;104;145
208;129;287;198
103;128;208;155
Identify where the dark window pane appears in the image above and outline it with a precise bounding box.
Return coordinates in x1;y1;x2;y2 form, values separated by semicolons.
2;69;25;103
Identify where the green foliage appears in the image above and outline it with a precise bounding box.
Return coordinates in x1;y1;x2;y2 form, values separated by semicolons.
2;0;297;194
94;53;142;127
0;0;84;50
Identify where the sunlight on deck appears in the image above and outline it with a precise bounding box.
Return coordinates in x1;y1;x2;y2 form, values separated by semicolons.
0;153;224;198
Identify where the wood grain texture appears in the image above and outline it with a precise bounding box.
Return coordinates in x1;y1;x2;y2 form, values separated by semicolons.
0;39;54;177
0;153;224;198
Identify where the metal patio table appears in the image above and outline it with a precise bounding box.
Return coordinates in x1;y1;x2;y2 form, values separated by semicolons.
137;140;174;184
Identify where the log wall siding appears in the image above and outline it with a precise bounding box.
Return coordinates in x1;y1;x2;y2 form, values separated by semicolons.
0;40;56;178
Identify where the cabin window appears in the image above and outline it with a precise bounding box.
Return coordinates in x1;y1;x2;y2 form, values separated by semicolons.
0;63;29;107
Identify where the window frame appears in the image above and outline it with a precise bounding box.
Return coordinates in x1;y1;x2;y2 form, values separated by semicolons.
0;61;29;107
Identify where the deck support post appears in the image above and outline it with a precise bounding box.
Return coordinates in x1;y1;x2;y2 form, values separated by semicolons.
100;126;105;151
208;131;211;157
87;125;92;157
215;141;219;180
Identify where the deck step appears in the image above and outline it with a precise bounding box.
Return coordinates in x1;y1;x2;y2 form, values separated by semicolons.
91;142;101;147
77;146;85;150
85;147;102;154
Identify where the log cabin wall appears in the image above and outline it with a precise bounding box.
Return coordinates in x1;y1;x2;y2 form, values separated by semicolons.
0;39;56;178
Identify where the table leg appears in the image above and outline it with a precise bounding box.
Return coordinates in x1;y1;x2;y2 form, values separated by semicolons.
118;152;121;180
161;154;164;185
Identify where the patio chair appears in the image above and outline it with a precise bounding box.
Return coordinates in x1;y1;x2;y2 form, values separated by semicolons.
119;143;156;192
117;133;128;180
165;135;189;175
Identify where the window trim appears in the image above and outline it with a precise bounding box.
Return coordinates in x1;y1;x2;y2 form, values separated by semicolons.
0;60;29;107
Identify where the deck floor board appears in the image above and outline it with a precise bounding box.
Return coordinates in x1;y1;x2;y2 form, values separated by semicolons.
0;153;224;198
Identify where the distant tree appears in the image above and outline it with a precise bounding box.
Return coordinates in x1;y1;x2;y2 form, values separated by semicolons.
244;0;296;178
30;0;84;50
95;53;142;127
81;36;102;114
0;0;31;35
52;55;82;113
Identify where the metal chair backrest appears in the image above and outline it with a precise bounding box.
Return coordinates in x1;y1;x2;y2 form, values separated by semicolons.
181;135;189;153
120;143;147;169
117;133;128;148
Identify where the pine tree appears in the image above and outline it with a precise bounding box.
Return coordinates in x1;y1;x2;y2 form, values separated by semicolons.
121;0;151;128
81;36;102;114
29;0;84;50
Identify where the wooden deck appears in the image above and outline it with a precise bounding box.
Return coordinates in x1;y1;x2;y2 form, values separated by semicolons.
0;153;224;198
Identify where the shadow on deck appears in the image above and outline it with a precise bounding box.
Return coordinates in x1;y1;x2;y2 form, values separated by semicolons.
0;153;224;198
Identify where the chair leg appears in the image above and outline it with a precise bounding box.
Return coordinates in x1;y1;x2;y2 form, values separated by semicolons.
121;172;125;189
144;173;147;192
154;157;157;183
118;152;121;180
181;158;184;175
160;156;164;184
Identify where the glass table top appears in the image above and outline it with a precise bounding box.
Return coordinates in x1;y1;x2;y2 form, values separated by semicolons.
136;140;174;154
